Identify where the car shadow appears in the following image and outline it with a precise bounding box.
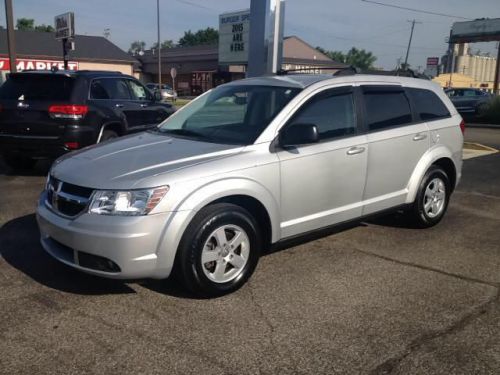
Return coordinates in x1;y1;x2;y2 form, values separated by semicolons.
0;214;136;295
0;158;52;177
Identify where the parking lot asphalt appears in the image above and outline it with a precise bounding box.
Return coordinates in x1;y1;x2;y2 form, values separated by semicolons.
0;128;499;375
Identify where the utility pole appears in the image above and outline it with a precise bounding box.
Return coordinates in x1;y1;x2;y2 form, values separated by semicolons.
4;0;16;73
404;19;421;69
157;0;161;87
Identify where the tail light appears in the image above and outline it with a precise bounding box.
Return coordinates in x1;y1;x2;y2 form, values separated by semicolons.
64;142;80;150
49;104;88;119
459;119;465;134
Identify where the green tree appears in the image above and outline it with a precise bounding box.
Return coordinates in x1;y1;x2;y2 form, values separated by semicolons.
16;18;54;32
34;24;54;32
178;27;218;47
128;40;146;54
16;18;35;31
316;46;377;70
150;40;175;49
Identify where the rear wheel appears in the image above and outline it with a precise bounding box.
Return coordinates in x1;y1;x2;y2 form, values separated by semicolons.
99;129;118;143
408;166;450;228
175;203;261;297
2;154;36;170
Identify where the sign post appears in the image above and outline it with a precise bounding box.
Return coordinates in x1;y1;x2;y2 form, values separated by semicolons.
54;12;75;70
170;67;177;92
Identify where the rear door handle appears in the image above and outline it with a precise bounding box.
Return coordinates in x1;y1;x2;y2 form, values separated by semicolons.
140;103;148;108
413;133;427;141
346;146;365;155
115;103;124;108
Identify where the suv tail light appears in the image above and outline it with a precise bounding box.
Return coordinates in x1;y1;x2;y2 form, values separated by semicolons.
459;119;465;134
49;105;88;119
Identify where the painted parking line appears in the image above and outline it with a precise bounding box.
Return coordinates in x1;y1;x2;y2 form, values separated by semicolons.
463;142;498;160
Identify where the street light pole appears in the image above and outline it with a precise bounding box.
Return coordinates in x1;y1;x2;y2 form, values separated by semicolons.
157;0;161;87
4;0;17;73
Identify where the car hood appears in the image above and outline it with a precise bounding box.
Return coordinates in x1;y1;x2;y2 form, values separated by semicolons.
51;131;243;189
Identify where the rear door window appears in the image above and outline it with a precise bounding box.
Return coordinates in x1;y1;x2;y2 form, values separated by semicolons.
407;88;450;121
90;78;131;100
362;87;412;131
0;74;74;101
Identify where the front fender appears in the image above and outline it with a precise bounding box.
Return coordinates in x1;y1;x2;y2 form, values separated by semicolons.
406;145;456;204
153;177;281;278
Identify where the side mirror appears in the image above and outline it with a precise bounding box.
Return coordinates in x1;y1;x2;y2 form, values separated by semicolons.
279;123;319;147
154;90;162;102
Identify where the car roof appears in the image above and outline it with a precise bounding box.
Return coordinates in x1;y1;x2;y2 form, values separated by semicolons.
11;70;125;78
223;73;440;91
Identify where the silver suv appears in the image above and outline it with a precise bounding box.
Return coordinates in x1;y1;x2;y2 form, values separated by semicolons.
37;74;463;296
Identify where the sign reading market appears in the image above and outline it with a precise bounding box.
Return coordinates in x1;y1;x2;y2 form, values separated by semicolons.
0;58;79;71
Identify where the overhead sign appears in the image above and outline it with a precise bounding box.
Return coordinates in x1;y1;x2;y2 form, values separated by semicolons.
0;58;78;71
450;18;500;43
218;10;250;64
54;12;75;40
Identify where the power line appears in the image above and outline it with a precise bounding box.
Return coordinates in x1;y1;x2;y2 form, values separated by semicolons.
173;0;214;12
360;0;472;20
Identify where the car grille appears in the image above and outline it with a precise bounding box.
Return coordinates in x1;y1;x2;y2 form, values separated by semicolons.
46;176;94;217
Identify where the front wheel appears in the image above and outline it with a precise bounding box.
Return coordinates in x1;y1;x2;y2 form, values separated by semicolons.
408;166;450;228
175;203;261;297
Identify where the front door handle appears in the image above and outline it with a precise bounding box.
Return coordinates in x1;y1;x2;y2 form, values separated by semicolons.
346;146;365;155
115;103;124;108
140;103;148;108
413;133;427;141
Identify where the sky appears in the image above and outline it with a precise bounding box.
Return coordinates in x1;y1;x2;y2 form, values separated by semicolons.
2;0;499;70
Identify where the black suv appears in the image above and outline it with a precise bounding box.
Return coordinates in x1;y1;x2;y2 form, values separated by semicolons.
0;70;175;169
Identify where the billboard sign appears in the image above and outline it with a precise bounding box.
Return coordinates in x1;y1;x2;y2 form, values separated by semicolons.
54;12;75;40
219;10;250;64
0;58;78;71
450;18;500;43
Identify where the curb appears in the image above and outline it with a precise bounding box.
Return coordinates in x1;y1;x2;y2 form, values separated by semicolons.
465;123;500;130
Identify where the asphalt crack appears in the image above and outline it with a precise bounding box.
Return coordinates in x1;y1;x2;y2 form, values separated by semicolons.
351;247;500;374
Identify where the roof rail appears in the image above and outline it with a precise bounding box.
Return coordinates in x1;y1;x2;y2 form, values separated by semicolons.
276;66;359;76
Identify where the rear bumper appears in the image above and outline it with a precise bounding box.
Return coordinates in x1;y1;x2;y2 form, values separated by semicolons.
0;125;97;158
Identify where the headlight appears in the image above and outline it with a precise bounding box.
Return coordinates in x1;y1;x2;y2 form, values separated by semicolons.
89;186;169;216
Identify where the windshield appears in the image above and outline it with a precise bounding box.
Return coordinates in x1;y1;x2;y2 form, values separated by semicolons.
155;84;301;145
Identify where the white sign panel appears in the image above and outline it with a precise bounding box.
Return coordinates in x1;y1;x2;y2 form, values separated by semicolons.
54;12;75;40
219;10;250;64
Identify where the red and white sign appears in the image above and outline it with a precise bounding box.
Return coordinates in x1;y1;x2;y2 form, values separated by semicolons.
0;58;79;71
426;57;439;66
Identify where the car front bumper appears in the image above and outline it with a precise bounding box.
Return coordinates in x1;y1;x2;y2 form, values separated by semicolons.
36;192;174;279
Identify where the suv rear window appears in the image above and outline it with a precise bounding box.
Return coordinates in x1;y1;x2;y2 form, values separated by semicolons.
0;74;74;101
363;87;412;131
407;88;450;121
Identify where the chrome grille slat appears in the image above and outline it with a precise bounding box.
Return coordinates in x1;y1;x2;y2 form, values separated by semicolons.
46;176;93;217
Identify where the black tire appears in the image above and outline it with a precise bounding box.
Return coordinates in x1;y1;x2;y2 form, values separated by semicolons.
175;203;262;297
2;154;36;170
408;165;450;228
99;129;119;143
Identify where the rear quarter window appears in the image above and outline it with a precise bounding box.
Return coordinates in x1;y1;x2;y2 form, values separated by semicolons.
0;74;74;101
407;88;450;121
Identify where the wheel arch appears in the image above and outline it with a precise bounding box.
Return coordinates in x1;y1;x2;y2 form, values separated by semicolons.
97;121;126;143
406;146;458;204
